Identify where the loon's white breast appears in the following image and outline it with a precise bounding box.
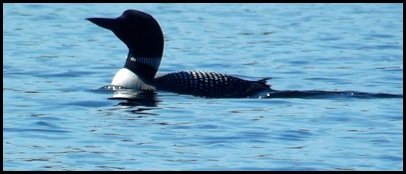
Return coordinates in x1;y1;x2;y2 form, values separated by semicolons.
111;68;155;90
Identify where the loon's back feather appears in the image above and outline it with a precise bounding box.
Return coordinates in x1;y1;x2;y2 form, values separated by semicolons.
153;71;271;98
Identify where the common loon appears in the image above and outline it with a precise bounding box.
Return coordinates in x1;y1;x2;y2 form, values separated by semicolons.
87;9;271;98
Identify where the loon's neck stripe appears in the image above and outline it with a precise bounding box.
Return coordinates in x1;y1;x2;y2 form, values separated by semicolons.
132;57;161;70
124;58;157;83
127;52;161;70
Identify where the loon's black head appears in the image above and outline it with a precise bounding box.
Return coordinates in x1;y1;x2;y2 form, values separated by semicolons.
87;9;164;85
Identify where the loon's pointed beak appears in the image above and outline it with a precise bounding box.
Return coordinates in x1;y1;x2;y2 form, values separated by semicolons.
86;18;116;31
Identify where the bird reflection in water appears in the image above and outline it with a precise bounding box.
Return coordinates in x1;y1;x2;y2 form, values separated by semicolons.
102;85;161;108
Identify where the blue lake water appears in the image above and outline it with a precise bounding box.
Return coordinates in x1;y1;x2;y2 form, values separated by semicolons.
3;3;403;171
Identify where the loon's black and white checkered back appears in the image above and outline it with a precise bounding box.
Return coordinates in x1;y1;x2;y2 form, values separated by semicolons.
153;71;271;98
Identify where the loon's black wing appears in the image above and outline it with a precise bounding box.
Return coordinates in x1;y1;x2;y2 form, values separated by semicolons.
153;71;271;98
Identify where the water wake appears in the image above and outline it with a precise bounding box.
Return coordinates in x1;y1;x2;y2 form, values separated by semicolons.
96;85;403;100
263;90;403;99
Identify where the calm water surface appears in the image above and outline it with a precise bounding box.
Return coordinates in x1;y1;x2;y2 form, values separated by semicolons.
3;3;403;171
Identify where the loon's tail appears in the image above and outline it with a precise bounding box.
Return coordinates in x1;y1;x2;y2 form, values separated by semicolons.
257;77;272;85
246;77;272;96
